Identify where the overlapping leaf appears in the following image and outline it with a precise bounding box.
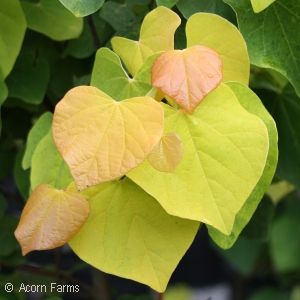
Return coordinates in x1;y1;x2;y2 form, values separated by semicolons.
207;82;277;248
225;0;300;96
31;130;73;190
21;0;83;41
147;132;183;173
111;6;181;76
250;0;276;13
59;0;104;17
68;179;199;292
15;184;90;255
151;46;222;114
128;83;269;235
157;0;179;8
0;0;26;80
52;86;164;191
186;13;250;85
91;48;161;101
22;112;53;170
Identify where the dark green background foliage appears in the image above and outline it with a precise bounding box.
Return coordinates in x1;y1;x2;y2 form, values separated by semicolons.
1;0;300;299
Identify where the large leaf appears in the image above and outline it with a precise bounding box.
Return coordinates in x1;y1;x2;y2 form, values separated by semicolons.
176;0;236;24
151;46;222;114
256;84;300;189
186;13;250;85
53;86;164;191
59;0;104;17
128;83;269;234
15;184;90;255
5;52;50;105
207;82;277;248
0;0;26;80
225;0;300;97
31;130;73;190
250;0;276;13
111;6;181;76
68;178;199;292
23;112;53;170
91;48;160;100
21;0;83;41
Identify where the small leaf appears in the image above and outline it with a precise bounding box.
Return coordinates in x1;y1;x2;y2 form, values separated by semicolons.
91;48;161;101
68;179;199;292
21;0;83;41
128;83;269;234
52;86;164;191
0;0;26;79
250;0;276;13
112;6;181;76
186;13;250;85
31;130;73;190
22;112;53;170
147;132;183;173
15;184;90;255
152;46;222;114
59;0;104;17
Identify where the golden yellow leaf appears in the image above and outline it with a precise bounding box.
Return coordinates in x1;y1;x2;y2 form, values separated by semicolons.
14;184;89;255
147;132;183;172
151;46;222;114
52;86;164;191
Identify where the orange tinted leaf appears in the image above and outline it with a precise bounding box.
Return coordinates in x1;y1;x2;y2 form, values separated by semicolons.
52;86;164;191
14;184;90;255
147;132;183;173
151;45;222;114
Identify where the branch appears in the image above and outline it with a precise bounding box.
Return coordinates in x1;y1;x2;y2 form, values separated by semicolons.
87;15;101;50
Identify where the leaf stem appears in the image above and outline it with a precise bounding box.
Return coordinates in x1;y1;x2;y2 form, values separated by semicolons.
158;292;164;300
87;15;101;50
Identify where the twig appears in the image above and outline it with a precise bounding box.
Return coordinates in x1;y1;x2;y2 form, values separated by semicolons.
158;292;163;300
90;267;111;300
55;247;63;283
0;260;92;291
87;15;101;50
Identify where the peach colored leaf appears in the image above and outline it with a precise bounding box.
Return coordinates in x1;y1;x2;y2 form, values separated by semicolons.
14;184;89;255
111;6;181;77
147;132;183;173
151;45;222;114
52;86;164;191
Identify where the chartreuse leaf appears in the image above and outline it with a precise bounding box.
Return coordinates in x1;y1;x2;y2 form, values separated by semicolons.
186;13;250;85
59;0;104;17
147;132;183;173
21;0;83;41
128;83;269;235
250;0;275;13
111;6;181;76
156;0;179;8
53;86;164;191
91;48;161;101
31;130;73;190
0;0;26;80
256;84;300;189
224;0;300;97
23;112;53;170
15;184;90;255
68;178;199;292
151;46;222;114
207;82;277;248
176;0;236;24
5;52;50;105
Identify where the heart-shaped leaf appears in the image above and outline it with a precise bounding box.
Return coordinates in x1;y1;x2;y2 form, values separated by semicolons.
52;86;164;191
14;184;90;255
151;45;222;114
186;13;250;85
111;6;181;76
128;83;269;235
68;179;199;292
91;48;161;101
147;132;183;173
